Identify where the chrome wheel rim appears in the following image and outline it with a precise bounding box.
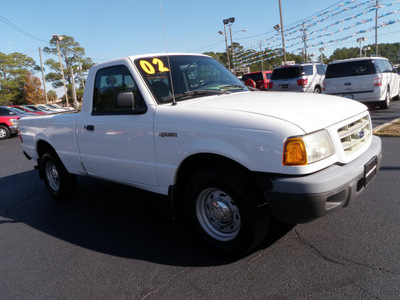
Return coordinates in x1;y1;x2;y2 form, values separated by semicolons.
196;188;241;241
0;128;6;139
45;161;60;192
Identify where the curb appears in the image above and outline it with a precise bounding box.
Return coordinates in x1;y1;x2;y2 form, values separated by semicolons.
373;117;400;134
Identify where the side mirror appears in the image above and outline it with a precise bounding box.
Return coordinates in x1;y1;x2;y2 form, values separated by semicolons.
115;91;147;115
115;91;135;109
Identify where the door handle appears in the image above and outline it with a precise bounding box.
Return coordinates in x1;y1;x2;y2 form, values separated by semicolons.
84;125;95;131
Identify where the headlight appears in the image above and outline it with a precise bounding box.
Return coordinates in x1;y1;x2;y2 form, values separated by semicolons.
9;118;19;126
283;130;334;166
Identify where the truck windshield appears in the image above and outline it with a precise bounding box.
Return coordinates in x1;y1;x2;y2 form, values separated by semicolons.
134;55;248;104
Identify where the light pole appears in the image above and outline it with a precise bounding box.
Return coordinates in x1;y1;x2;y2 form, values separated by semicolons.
52;34;69;107
363;46;371;57
222;19;231;71
228;17;235;75
319;47;326;63
357;37;367;57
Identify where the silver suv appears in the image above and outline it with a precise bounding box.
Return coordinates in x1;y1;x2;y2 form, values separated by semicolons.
269;63;326;93
323;57;399;109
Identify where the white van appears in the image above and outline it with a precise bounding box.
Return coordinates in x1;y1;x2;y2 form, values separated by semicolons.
323;57;399;109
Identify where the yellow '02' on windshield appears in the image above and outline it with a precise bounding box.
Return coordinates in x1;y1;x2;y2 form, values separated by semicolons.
140;58;170;74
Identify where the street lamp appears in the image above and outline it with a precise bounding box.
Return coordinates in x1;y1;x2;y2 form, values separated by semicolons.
218;27;247;73
363;46;371;57
319;47;326;63
52;34;69;107
357;37;367;57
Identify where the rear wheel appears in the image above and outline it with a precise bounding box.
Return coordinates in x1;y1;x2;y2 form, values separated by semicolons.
313;86;321;93
380;88;390;109
0;125;10;140
184;167;269;256
40;152;76;200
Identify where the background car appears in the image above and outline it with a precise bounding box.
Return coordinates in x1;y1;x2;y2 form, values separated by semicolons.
323;56;400;109
11;105;46;115
269;63;326;93
46;104;71;111
0;107;20;140
242;71;273;90
3;106;36;117
24;104;55;114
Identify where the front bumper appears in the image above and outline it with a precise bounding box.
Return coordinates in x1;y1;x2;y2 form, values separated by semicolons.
264;135;382;224
9;125;19;135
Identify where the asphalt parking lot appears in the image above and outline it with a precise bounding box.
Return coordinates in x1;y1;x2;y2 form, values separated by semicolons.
1;101;400;299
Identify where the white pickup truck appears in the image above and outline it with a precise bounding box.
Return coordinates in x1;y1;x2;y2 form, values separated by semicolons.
20;53;382;256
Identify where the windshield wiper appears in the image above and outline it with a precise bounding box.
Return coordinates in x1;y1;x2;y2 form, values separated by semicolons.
219;84;246;90
162;90;230;103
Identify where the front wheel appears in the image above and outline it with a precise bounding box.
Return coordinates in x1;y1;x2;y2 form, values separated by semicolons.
184;167;269;256
0;125;10;140
40;152;76;200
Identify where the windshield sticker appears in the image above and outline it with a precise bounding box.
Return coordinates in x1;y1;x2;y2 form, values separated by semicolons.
139;58;170;74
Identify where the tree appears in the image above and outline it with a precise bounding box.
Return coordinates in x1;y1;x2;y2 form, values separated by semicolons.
23;72;43;104
47;90;57;102
0;52;38;105
43;35;94;102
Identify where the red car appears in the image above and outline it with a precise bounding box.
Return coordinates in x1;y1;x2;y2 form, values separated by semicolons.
11;105;46;115
242;71;273;90
0;107;20;140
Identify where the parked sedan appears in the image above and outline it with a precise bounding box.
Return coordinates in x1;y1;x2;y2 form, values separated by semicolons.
4;106;37;117
11;105;46;115
24;105;55;114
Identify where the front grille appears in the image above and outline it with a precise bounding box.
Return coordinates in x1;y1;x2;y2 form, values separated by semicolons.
337;115;371;155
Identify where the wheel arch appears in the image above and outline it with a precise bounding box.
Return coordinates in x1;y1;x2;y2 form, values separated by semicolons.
314;84;322;92
170;153;260;219
37;139;57;159
36;140;58;179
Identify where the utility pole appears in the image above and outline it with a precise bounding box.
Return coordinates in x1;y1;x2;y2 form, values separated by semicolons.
302;24;308;62
38;47;48;104
278;0;287;65
260;42;264;72
53;34;69;107
375;0;379;55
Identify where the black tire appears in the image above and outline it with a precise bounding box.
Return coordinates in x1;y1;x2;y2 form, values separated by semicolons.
184;167;269;256
40;152;76;200
0;125;10;140
380;88;390;109
313;86;321;93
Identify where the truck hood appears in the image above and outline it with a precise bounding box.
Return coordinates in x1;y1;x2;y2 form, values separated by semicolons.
180;91;367;133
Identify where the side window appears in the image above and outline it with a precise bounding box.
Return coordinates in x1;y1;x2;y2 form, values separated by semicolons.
384;60;392;72
375;60;387;73
301;65;313;76
316;65;326;75
92;65;144;114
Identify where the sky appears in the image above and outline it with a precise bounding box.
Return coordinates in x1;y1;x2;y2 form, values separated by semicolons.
2;0;400;95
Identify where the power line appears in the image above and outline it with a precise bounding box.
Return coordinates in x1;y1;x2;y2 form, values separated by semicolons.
0;15;48;43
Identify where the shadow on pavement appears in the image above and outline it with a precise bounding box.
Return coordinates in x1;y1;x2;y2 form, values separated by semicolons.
0;170;294;266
